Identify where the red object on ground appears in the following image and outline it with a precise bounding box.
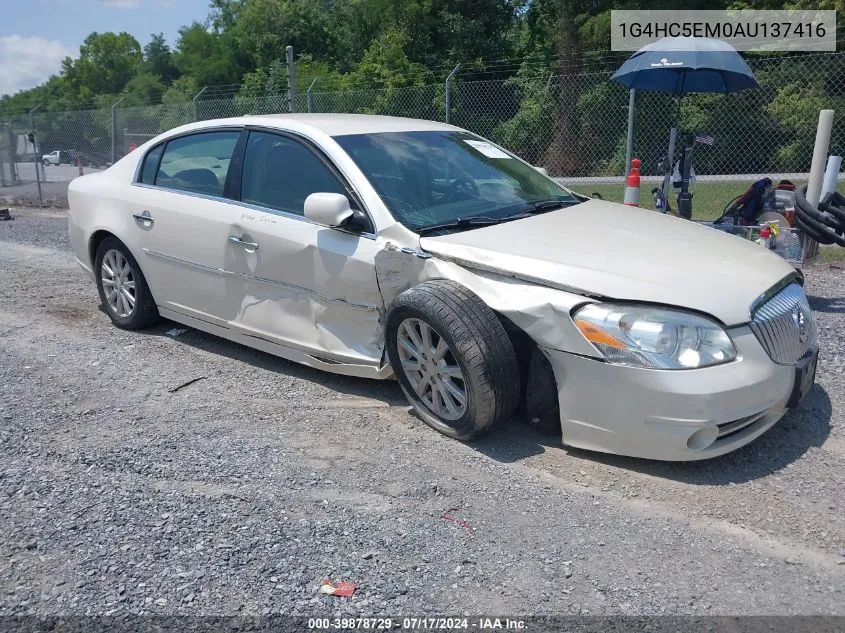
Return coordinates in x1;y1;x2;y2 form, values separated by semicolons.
129;142;138;152
320;580;356;597
759;226;772;238
440;508;475;531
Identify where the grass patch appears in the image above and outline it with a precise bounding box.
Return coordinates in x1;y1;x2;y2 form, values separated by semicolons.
565;180;783;221
817;245;845;263
565;179;845;223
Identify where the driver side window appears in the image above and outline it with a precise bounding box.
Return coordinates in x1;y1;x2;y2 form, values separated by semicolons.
241;131;347;216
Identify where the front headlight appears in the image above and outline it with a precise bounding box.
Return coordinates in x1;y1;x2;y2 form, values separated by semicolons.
572;303;736;369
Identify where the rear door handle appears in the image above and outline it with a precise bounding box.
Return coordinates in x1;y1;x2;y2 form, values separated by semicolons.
133;211;154;225
228;235;259;251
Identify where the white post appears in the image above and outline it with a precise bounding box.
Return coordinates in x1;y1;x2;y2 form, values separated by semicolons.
806;110;834;208
804;110;834;262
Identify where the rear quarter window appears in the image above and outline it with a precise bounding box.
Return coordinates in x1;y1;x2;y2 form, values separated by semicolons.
139;144;164;185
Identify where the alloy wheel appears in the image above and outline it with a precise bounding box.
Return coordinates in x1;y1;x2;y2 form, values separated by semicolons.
100;249;136;318
396;318;467;421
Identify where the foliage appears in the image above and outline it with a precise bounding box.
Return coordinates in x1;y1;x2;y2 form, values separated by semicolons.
2;0;843;181
62;32;143;102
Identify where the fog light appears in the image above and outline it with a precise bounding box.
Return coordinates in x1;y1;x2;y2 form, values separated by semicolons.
687;426;719;451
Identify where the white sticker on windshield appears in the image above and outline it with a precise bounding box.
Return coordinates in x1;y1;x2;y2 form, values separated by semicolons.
463;139;512;159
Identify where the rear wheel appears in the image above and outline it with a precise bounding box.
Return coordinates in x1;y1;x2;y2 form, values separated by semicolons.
386;280;520;440
94;237;158;329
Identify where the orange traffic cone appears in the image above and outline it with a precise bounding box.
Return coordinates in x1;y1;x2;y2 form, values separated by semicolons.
623;158;641;207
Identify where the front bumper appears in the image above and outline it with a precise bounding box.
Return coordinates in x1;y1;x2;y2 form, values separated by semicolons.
543;326;796;461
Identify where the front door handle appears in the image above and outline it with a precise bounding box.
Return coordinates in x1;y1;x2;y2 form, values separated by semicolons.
133;211;154;225
228;235;259;251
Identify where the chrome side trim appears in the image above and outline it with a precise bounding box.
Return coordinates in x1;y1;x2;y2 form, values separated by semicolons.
143;248;378;312
158;307;392;379
225;269;378;311
142;248;224;275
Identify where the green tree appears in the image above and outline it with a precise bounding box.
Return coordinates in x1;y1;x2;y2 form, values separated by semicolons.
122;72;168;106
62;32;143;101
142;33;179;84
346;29;432;90
173;23;245;87
231;0;341;68
162;76;201;105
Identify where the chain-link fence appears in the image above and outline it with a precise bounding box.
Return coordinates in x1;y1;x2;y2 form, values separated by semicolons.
2;52;845;217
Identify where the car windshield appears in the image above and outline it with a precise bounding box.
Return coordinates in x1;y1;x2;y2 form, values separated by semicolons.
333;131;581;232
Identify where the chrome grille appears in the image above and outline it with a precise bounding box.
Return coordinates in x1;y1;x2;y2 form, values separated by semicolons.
750;283;817;365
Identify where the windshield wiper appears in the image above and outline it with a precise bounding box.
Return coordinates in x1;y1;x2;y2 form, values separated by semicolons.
508;197;581;217
414;216;506;235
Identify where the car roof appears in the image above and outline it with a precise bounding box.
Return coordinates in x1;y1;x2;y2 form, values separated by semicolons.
230;113;459;136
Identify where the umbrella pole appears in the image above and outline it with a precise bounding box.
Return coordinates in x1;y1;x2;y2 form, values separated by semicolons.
660;127;677;210
660;96;683;210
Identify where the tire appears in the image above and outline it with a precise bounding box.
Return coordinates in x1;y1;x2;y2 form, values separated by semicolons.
94;236;158;329
386;280;520;440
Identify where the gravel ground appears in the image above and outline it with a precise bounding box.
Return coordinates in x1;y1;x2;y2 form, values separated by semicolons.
1;207;844;619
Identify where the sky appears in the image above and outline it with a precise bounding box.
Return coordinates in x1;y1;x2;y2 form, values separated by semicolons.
0;0;212;97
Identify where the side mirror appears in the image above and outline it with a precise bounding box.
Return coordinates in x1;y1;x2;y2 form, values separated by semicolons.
534;166;549;176
304;192;354;227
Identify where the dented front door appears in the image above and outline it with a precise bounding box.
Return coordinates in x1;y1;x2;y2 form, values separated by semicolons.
222;208;386;366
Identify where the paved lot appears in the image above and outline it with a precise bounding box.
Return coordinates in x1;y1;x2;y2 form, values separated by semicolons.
1;165;104;208
1;207;844;618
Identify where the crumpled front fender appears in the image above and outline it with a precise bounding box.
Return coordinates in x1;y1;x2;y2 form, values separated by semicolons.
374;244;599;358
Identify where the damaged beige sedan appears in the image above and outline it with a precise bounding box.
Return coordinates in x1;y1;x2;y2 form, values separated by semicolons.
68;114;818;461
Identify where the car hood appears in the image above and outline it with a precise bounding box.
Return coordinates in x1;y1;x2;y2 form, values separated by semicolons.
419;199;796;325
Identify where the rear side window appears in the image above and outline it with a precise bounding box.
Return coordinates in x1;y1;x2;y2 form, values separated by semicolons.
139;144;163;185
155;131;240;196
241;131;346;216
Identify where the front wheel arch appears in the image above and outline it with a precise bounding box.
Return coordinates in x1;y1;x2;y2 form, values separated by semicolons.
385;279;521;440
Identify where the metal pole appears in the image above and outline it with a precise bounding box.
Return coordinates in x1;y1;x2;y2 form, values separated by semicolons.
29;104;43;208
286;46;296;113
110;96;126;165
624;88;635;176
192;86;208;122
306;77;317;113
445;64;460;124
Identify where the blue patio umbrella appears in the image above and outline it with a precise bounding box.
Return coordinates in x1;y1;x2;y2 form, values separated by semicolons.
611;37;759;95
612;37;759;213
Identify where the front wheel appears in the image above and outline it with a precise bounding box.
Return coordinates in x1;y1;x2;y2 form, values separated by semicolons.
386;280;520;440
94;237;158;329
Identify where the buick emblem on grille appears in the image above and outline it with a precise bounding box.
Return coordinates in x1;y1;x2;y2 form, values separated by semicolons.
792;305;808;344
